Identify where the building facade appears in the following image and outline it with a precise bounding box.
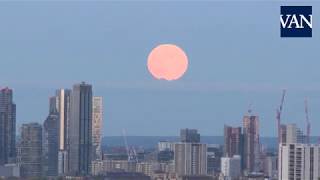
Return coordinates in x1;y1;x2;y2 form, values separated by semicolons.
174;142;207;176
55;89;71;175
19;123;42;177
279;143;320;180
180;129;200;143
207;144;223;175
221;155;241;179
92;96;103;161
224;125;243;158
285;124;304;144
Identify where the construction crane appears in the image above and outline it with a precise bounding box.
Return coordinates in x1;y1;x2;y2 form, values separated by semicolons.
304;98;311;144
122;129;138;163
276;89;286;144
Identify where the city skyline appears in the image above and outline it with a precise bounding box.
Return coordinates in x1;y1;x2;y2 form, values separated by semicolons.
0;1;319;179
0;1;319;137
3;85;319;138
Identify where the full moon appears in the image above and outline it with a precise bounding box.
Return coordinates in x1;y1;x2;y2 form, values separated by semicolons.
147;44;188;81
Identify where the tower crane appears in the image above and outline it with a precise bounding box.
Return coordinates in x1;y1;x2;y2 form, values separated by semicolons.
304;98;311;144
122;129;138;163
276;89;286;144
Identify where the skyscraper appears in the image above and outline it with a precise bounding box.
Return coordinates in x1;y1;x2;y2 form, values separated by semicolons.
55;89;71;175
69;82;93;175
223;125;243;157
279;143;320;180
0;87;16;165
19;123;42;177
242;113;260;172
42;97;59;176
174;142;207;175
180;128;200;143
92;96;103;161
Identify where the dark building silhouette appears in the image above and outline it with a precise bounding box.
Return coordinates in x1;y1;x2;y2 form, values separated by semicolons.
0;87;16;165
180;129;200;143
207;144;223;175
69;82;93;175
19;123;42;177
42;97;59;176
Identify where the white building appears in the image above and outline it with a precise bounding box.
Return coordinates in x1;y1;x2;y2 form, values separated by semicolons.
221;155;241;179
92;96;103;160
279;143;320;180
55;89;71;175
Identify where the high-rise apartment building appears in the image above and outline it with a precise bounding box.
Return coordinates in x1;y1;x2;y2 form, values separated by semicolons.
224;125;243;157
92;96;103;161
174;142;207;176
243;113;260;172
69;82;93;175
19;123;42;177
0;87;16;165
180;129;200;143
279;143;320;180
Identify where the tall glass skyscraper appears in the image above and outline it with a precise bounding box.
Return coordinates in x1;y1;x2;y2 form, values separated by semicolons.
0;87;16;165
55;89;71;175
69;82;93;175
42;97;59;176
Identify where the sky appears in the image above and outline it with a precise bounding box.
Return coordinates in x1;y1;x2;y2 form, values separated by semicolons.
0;0;319;137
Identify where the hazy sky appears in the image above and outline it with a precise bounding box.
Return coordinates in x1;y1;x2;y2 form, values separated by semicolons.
0;1;319;136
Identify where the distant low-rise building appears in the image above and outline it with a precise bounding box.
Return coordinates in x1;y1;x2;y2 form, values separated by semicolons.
179;175;215;180
91;160;104;176
158;141;174;152
0;163;20;177
136;162;154;177
103;172;151;180
103;160;136;173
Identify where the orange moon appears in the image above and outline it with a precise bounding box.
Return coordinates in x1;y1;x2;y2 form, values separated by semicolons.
147;44;188;81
